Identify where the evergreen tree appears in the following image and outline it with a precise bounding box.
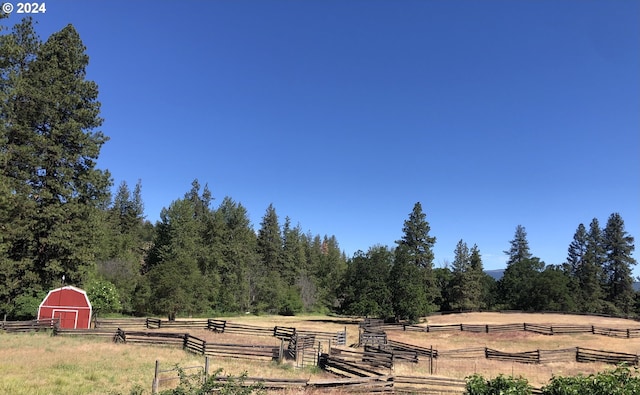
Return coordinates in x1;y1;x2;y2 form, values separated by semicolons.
504;225;532;265
499;226;543;310
396;202;436;269
253;204;286;313
146;183;212;319
580;218;607;313
433;266;454;311
566;223;588;277
96;180;148;313
450;240;485;311
603;213;636;314
339;246;393;317
315;235;347;309
281;217;301;286
390;202;437;319
256;204;283;273
1;19;111;318
209;197;256;313
466;244;486;310
389;246;428;322
450;240;470;310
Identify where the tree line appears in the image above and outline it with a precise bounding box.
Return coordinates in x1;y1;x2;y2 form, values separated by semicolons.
1;18;637;321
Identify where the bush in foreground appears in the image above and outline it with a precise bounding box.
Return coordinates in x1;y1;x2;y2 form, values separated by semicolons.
465;365;640;395
159;367;265;395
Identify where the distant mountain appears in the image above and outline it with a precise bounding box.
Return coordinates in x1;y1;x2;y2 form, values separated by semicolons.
484;269;504;281
484;268;640;291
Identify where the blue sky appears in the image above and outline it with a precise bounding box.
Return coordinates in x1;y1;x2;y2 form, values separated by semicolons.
9;0;638;271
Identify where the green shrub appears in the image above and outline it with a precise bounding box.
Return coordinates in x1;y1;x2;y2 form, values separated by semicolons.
159;366;265;395
465;373;532;395
542;365;640;395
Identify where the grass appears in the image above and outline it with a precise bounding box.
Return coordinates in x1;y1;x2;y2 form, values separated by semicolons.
2;313;640;393
391;312;640;387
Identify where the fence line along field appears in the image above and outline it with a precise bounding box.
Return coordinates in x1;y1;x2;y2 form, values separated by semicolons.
2;312;640;394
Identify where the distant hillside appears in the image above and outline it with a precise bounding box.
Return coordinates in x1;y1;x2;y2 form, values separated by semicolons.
484;269;640;291
484;269;504;281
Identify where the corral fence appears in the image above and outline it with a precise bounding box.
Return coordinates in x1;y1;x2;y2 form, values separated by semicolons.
483;346;640;365
152;358;209;395
93;317;148;330
0;318;59;332
397;322;640;338
289;333;318;367
152;356;469;394
113;328;286;361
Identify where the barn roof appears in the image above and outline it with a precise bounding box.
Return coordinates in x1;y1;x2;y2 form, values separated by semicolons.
39;285;92;309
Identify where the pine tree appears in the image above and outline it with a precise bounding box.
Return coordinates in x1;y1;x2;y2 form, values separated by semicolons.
504;225;532;265
466;244;486;310
448;241;487;312
580;218;607;313
389;246;428;322
1;19;111;317
209;197;256;313
96;180;148;314
499;226;543;310
603;213;636;314
390;202;437;320
396;202;436;269
281;217;301;286
450;240;471;310
566;223;588;277
146;183;212;319
253;204;286;313
256;204;283;273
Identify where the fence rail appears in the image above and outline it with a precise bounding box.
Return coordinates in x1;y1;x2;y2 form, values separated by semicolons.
93;318;147;330
54;327;118;338
1;318;59;332
577;347;639;365
387;321;640;339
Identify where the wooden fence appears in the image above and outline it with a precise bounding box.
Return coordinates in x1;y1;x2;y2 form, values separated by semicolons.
1;318;58;332
145;318;209;329
577;347;640;365
112;329;284;361
152;356;464;395
358;328;387;347
54;327;119;339
394;322;640;338
319;350;390;378
93;317;147;330
289;334;318;367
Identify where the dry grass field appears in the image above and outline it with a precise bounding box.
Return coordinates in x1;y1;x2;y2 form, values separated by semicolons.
392;312;640;387
1;312;639;394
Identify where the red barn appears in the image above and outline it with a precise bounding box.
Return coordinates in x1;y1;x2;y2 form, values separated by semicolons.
37;286;93;329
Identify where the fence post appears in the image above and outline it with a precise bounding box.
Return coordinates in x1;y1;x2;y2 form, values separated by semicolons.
152;360;159;394
429;345;433;374
204;356;209;379
278;338;284;363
